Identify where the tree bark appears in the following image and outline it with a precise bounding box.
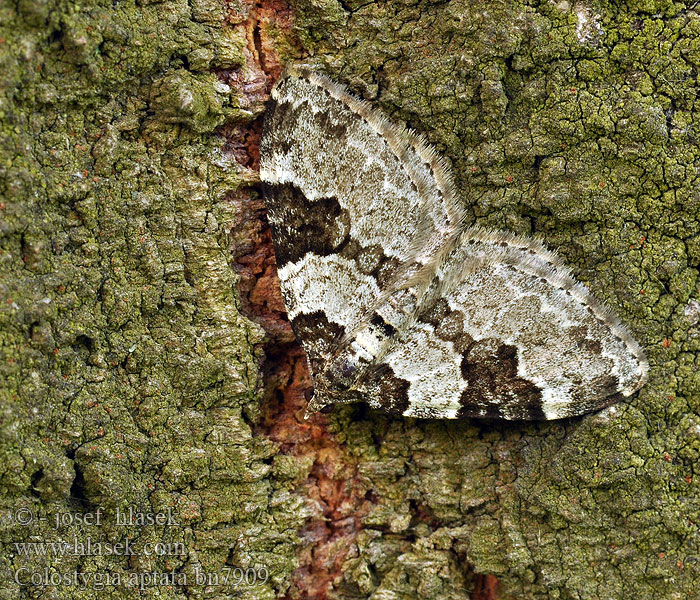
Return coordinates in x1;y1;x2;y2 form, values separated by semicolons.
1;1;698;599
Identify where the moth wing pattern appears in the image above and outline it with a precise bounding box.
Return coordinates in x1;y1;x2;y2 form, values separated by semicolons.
259;66;649;420
357;228;649;420
260;65;464;373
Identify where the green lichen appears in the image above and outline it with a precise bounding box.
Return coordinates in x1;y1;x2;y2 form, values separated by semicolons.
288;0;700;598
4;0;700;598
0;0;301;598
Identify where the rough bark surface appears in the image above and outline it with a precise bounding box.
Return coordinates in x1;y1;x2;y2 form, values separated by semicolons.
1;1;699;600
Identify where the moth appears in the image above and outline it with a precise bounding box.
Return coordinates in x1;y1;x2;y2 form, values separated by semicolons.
259;65;649;420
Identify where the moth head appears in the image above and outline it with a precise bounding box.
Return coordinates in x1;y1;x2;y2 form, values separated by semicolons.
303;388;330;419
303;363;364;419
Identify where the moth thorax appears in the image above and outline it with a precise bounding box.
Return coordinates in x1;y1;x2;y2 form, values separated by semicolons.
323;354;360;392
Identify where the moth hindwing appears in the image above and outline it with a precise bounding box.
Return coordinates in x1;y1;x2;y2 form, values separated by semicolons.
259;66;648;421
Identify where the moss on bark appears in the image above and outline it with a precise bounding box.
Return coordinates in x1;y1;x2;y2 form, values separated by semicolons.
286;0;700;598
0;0;301;598
2;0;700;599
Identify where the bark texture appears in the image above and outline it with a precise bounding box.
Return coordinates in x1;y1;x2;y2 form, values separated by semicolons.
1;0;699;599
